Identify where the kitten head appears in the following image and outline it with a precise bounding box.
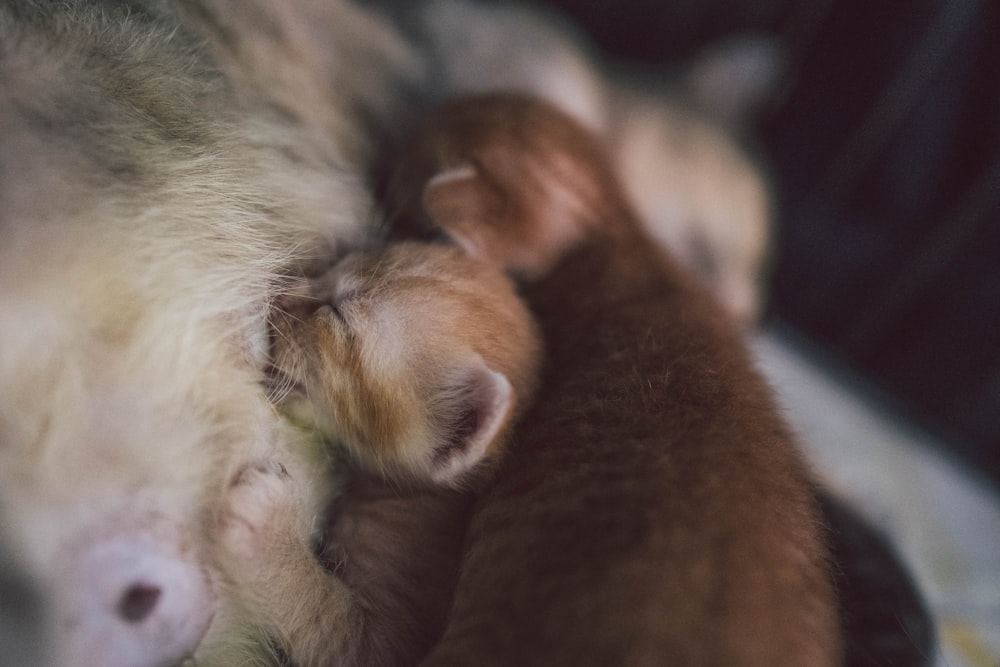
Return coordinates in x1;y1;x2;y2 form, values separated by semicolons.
270;242;540;486
391;94;631;280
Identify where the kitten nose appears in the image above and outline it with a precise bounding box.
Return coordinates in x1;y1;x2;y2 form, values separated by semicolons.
56;530;216;667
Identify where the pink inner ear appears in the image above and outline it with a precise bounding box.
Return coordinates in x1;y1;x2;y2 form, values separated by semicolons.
426;164;478;190
430;365;513;484
422;164;480;226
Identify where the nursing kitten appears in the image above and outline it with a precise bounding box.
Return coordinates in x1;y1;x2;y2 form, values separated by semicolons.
209;241;540;666
270;241;540;486
389;94;843;666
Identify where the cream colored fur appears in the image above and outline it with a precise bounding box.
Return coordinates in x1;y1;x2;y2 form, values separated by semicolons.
0;3;377;665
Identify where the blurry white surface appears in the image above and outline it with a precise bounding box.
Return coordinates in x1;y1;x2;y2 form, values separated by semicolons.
754;327;1000;667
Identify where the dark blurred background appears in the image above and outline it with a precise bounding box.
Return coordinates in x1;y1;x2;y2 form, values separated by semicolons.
537;0;1000;486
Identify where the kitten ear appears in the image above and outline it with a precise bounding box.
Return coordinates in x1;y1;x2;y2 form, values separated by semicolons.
429;359;515;485
686;33;789;127
422;164;503;260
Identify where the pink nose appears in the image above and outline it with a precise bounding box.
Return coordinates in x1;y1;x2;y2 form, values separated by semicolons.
56;532;215;667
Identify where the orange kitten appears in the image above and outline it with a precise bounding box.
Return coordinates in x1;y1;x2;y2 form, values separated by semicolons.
271;241;540;486
207;241;540;666
389;94;843;666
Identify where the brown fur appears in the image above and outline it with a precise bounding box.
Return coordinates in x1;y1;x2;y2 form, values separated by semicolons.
316;472;475;665
389;95;843;665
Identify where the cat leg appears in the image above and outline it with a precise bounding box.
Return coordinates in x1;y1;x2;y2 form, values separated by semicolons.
218;458;365;667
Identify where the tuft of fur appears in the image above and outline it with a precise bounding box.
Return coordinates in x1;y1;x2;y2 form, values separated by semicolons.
390;94;843;666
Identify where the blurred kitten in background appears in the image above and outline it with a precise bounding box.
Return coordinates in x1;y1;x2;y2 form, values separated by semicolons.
404;1;785;324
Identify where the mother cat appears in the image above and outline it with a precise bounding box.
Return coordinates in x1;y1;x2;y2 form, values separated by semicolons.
0;1;781;665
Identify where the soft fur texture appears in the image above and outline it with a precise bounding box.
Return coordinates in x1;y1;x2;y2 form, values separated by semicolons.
0;2;376;665
389;94;842;665
0;1;782;665
271;242;540;486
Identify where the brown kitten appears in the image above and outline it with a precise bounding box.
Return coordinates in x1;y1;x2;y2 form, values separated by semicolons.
389;94;843;666
271;241;540;486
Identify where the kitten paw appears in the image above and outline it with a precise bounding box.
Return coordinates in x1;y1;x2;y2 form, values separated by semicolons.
220;458;298;560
